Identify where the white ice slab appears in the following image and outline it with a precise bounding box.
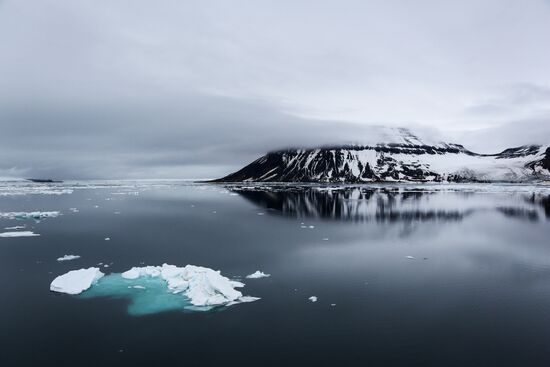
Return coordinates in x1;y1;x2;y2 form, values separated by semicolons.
57;255;81;262
50;267;105;295
0;231;40;237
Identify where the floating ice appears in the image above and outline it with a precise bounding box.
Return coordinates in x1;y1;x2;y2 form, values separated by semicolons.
405;256;415;259
66;264;260;316
57;255;81;262
50;267;104;295
0;211;60;220
0;231;40;237
104;237;110;241
246;270;270;279
4;225;26;230
309;296;318;302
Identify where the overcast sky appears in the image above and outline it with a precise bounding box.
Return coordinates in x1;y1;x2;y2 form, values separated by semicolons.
1;0;549;179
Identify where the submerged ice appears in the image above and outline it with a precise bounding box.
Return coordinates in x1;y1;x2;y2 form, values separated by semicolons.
51;264;259;315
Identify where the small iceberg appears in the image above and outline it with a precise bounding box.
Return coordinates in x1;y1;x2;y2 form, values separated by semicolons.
4;225;26;230
51;264;260;316
308;296;318;302
405;256;415;259
57;255;81;262
0;231;40;237
246;270;270;279
50;267;104;294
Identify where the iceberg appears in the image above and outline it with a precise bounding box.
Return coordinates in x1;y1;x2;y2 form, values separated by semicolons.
53;264;260;316
309;296;318;302
57;255;81;262
0;231;40;237
50;267;104;295
246;270;270;279
120;264;252;307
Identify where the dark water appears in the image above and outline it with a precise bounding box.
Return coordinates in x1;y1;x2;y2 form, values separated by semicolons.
2;181;550;367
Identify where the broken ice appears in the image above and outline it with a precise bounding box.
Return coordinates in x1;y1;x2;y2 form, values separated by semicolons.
246;270;270;279
0;231;40;237
51;264;260;316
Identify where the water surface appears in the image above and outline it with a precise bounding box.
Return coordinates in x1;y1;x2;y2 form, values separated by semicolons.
1;181;550;366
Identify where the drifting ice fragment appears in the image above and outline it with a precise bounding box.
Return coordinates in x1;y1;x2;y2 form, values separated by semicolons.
104;237;110;241
0;231;40;237
309;296;318;302
246;270;270;279
4;225;26;230
53;264;260;315
405;256;415;259
57;255;81;262
50;267;104;294
0;211;60;220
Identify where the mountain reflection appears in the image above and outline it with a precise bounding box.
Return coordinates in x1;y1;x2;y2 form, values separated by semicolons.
228;185;550;223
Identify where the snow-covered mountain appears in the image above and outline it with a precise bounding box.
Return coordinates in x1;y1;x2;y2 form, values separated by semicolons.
215;130;550;183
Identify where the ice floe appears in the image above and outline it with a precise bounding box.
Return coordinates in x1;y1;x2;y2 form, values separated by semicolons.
0;211;60;220
53;264;260;315
120;264;254;307
0;231;40;237
50;267;104;295
246;270;270;279
104;237;111;241
4;225;26;230
308;296;318;302
57;255;81;262
405;256;415;259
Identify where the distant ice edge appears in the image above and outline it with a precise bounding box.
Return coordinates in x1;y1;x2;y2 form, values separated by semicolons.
50;263;260;310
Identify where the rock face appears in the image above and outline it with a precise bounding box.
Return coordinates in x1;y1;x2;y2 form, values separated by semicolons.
215;140;550;183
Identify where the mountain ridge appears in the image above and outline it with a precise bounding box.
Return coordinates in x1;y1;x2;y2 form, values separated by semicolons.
214;132;550;183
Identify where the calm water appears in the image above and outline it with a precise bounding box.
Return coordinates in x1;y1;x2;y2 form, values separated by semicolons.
1;181;550;366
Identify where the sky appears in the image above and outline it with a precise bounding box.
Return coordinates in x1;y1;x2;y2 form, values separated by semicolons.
1;0;549;179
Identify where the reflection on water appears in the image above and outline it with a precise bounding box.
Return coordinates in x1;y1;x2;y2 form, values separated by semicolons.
229;185;550;222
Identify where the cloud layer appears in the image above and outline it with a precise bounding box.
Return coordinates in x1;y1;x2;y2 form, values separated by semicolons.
1;0;549;178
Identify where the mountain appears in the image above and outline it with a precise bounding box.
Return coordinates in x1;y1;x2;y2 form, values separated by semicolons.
214;130;550;183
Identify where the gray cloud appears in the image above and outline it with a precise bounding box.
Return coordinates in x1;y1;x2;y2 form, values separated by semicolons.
1;0;549;179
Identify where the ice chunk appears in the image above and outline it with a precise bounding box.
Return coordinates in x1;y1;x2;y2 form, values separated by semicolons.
4;225;26;230
57;255;81;262
246;270;270;279
405;256;415;259
79;264;259;315
104;237;111;241
0;231;40;237
309;296;318;302
0;211;60;220
50;267;104;295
